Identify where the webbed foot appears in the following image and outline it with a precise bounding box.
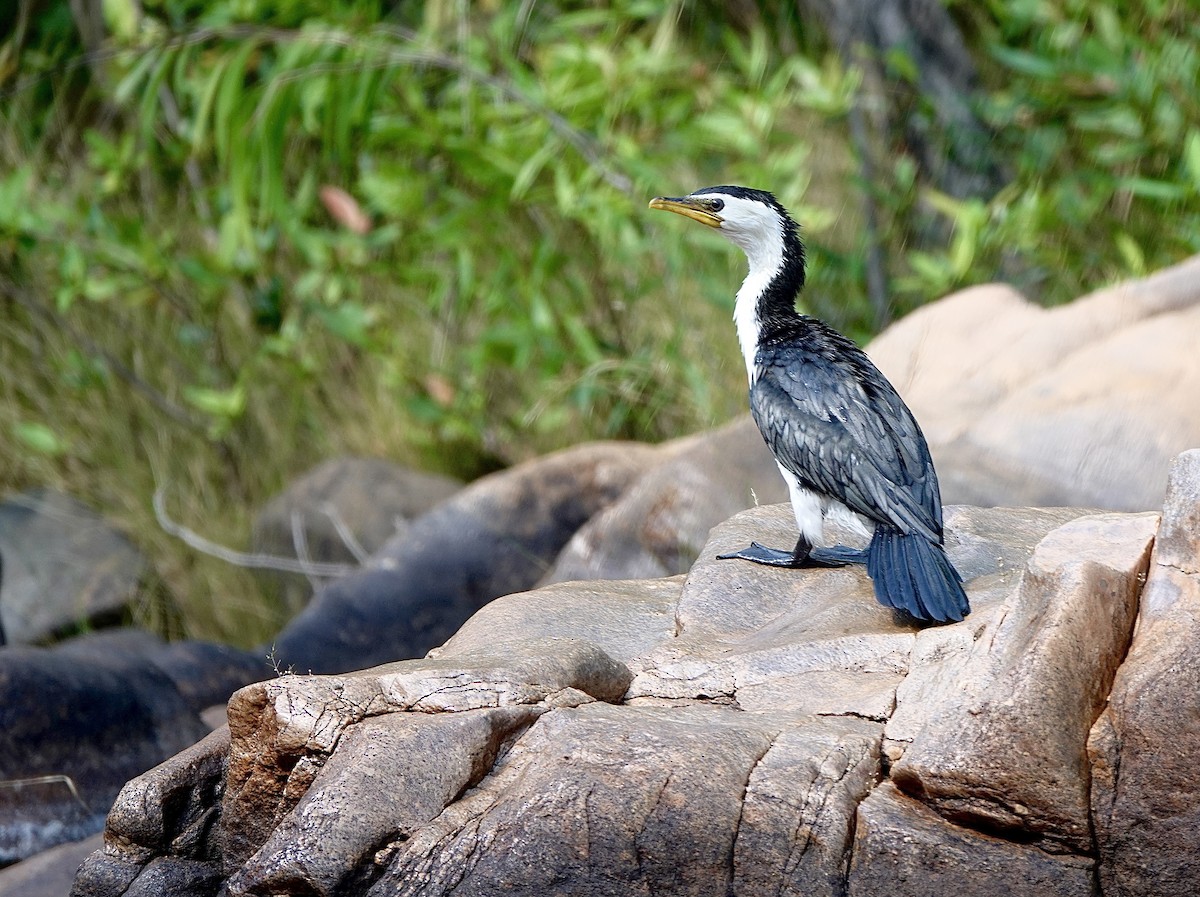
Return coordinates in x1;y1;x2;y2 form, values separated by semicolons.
717;539;866;568
717;541;806;567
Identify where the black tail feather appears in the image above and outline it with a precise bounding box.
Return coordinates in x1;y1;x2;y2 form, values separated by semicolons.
866;526;969;623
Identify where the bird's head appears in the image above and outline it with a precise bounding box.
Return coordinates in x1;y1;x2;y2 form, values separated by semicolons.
649;186;799;263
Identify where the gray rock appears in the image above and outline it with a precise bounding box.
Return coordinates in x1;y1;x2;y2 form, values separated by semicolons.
252;457;462;609
268;441;661;673
847;783;1094;897
1088;450;1200;897
543;418;787;582
70;491;1200;896
71;727;229;897
0;489;145;644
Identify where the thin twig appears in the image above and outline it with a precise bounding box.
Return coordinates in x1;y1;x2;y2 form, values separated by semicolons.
0;774;90;811
153;487;359;577
320;501;371;565
289;509;323;591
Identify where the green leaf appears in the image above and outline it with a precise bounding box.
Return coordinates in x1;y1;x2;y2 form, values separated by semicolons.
313;302;376;347
1118;177;1190;202
990;46;1059;79
1184;130;1200;193
183;384;247;419
13;422;68;457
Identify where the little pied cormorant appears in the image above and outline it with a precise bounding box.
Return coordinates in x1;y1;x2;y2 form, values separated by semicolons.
650;186;970;623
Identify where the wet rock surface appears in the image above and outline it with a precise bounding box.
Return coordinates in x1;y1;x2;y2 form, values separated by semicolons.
68;473;1200;894
0;630;264;865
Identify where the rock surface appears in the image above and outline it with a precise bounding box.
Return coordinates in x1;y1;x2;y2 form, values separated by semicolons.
1088;450;1200;897
847;783;1094;897
0;489;145;644
543;417;787;583
71;472;1200;895
867;254;1200;511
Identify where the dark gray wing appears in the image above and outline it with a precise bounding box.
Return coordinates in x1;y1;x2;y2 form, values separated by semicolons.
749;337;944;542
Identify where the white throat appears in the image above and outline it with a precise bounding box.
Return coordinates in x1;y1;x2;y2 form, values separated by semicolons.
733;239;785;382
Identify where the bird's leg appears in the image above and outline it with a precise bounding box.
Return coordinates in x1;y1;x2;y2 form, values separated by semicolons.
717;536;865;568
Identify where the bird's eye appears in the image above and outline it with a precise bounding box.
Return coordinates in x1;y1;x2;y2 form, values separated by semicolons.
710;199;725;211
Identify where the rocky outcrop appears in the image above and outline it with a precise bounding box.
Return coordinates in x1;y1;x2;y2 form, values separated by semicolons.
1088;450;1200;897
0;489;145;644
69;451;1200;895
867;254;1200;511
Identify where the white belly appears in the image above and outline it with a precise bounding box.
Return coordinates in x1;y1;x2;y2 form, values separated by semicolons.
776;462;872;545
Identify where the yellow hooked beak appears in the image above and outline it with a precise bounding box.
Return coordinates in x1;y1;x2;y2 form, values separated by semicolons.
648;196;723;228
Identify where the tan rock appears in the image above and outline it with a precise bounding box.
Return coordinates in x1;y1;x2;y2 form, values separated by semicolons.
227;707;538;896
219;637;632;870
367;703;880;897
866;283;1044;446
435;576;683;671
71;496;1195;897
868;253;1200;511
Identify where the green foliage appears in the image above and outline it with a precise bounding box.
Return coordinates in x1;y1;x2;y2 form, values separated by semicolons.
909;0;1200;302
1;0;1197;645
0;0;859;643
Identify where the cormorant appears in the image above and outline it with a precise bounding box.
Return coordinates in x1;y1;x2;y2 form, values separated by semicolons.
649;186;970;623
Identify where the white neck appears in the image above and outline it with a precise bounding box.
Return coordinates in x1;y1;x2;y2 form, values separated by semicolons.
732;239;785;382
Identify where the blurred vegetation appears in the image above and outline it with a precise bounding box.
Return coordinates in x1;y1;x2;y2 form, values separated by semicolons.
0;0;1197;645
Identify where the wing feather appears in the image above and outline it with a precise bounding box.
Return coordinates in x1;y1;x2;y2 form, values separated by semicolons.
749;329;943;542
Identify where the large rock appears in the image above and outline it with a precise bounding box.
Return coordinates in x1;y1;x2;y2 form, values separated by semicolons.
268;441;661;674
0;489;145;644
74;492;1198;897
867;254;1200;510
72;727;231;897
251;457;462;610
1088;450;1200;897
